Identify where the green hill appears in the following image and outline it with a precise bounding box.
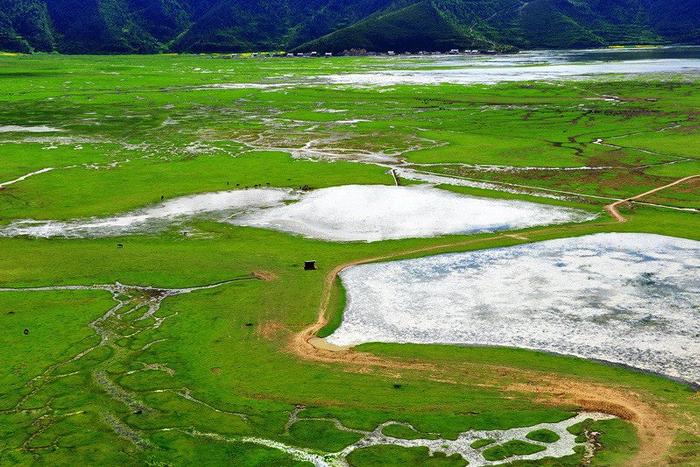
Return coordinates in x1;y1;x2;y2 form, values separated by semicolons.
295;1;483;54
0;0;698;53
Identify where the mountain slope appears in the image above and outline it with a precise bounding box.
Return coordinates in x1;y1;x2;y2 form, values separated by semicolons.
295;1;483;53
0;0;55;52
0;0;698;53
435;0;662;49
646;0;700;44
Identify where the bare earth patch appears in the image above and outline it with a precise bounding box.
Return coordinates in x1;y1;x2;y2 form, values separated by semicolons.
256;320;290;340
252;270;279;281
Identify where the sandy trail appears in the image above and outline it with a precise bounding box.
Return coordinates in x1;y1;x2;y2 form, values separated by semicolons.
288;221;692;465
605;174;700;222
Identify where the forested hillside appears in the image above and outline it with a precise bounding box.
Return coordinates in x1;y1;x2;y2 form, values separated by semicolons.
1;0;698;53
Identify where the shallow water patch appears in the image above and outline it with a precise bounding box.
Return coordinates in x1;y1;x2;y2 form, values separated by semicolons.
227;411;616;467
231;185;595;242
0;167;55;188
1;185;594;241
1;188;294;238
0;125;63;133
320;58;700;87
327;233;700;384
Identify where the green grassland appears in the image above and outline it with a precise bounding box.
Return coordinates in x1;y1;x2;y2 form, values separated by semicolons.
482;440;545;461
0;54;698;465
526;429;560;444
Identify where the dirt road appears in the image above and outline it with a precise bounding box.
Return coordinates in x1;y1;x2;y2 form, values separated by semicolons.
605;174;700;222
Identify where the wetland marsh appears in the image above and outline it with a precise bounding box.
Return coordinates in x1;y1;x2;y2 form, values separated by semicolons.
1;48;699;465
0;185;594;241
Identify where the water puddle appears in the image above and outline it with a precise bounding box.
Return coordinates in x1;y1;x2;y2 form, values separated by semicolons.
230;185;595;242
0;168;55;188
1;188;294;238
194;83;292;90
327;233;700;384
188;409;615;467
1;185;594;241
0;125;63;133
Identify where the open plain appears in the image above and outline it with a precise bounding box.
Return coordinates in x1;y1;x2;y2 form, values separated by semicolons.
1;48;699;466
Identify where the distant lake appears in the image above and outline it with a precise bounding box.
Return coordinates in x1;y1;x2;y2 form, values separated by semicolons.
538;45;700;63
425;45;700;66
321;46;700;86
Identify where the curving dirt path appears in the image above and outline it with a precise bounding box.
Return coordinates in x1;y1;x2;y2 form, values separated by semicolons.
290;234;522;366
288;223;691;465
507;378;677;466
605;174;700;222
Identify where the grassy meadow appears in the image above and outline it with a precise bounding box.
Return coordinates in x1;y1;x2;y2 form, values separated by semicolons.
0;53;698;466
